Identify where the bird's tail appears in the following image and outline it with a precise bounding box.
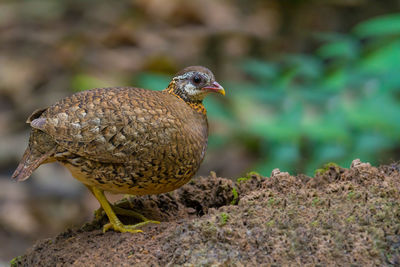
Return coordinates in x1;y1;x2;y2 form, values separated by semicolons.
12;145;54;181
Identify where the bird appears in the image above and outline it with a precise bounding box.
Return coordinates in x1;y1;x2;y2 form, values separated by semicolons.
12;66;225;233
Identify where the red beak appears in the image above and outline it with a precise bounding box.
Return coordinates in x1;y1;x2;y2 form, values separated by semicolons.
202;81;225;96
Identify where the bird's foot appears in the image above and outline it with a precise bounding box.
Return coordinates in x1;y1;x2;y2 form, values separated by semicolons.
103;222;142;234
94;205;160;224
112;206;159;222
88;186;160;234
103;220;160;234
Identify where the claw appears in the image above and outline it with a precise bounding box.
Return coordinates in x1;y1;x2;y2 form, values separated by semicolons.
103;222;143;234
103;219;160;233
88;186;160;234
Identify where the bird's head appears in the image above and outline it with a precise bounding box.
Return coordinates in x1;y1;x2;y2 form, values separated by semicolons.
167;66;225;103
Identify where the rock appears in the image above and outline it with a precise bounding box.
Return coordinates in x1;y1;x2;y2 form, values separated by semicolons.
351;158;371;169
16;163;400;265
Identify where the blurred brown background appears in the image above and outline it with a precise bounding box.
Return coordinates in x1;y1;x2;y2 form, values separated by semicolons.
1;0;400;264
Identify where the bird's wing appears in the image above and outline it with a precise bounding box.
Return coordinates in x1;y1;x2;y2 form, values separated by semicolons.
30;87;181;163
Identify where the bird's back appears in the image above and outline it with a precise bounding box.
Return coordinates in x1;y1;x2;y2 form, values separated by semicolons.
38;87;208;163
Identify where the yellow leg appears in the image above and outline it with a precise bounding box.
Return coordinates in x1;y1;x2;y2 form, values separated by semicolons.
88;186;160;234
94;204;154;222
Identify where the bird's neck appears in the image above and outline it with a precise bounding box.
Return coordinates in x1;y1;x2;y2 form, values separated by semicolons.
164;81;207;115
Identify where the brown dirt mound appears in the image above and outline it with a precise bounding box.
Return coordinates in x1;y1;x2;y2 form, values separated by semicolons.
12;160;400;266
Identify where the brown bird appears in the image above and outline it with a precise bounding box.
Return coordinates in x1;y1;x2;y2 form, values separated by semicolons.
12;66;225;233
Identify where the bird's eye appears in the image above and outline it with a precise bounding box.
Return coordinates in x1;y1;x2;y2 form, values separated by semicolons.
192;75;202;84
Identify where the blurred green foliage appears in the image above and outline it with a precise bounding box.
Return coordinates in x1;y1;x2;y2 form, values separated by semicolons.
234;13;400;175
135;13;400;176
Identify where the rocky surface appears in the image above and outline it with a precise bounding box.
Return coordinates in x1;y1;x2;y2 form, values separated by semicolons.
12;160;400;266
